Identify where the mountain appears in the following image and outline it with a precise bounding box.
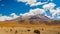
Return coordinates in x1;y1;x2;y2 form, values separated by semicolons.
0;14;60;25
11;14;53;25
14;14;50;21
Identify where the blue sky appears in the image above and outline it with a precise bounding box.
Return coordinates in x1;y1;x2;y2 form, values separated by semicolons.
0;0;60;20
0;0;31;16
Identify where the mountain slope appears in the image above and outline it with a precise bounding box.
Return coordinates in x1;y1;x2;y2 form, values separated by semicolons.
0;14;60;26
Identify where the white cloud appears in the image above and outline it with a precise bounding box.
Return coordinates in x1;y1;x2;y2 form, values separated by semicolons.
43;3;56;10
0;13;19;21
44;12;54;19
0;16;12;21
46;15;54;19
17;0;48;7
10;13;19;18
29;8;45;15
52;7;60;16
17;0;36;4
49;7;60;17
42;3;56;19
30;2;47;7
20;8;45;16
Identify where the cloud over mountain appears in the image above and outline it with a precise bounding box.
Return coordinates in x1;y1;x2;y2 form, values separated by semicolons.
20;8;45;16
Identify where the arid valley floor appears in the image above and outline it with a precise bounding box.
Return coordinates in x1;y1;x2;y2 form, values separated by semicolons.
0;20;60;34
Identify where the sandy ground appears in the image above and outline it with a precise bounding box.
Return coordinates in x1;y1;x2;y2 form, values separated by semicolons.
0;26;60;34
